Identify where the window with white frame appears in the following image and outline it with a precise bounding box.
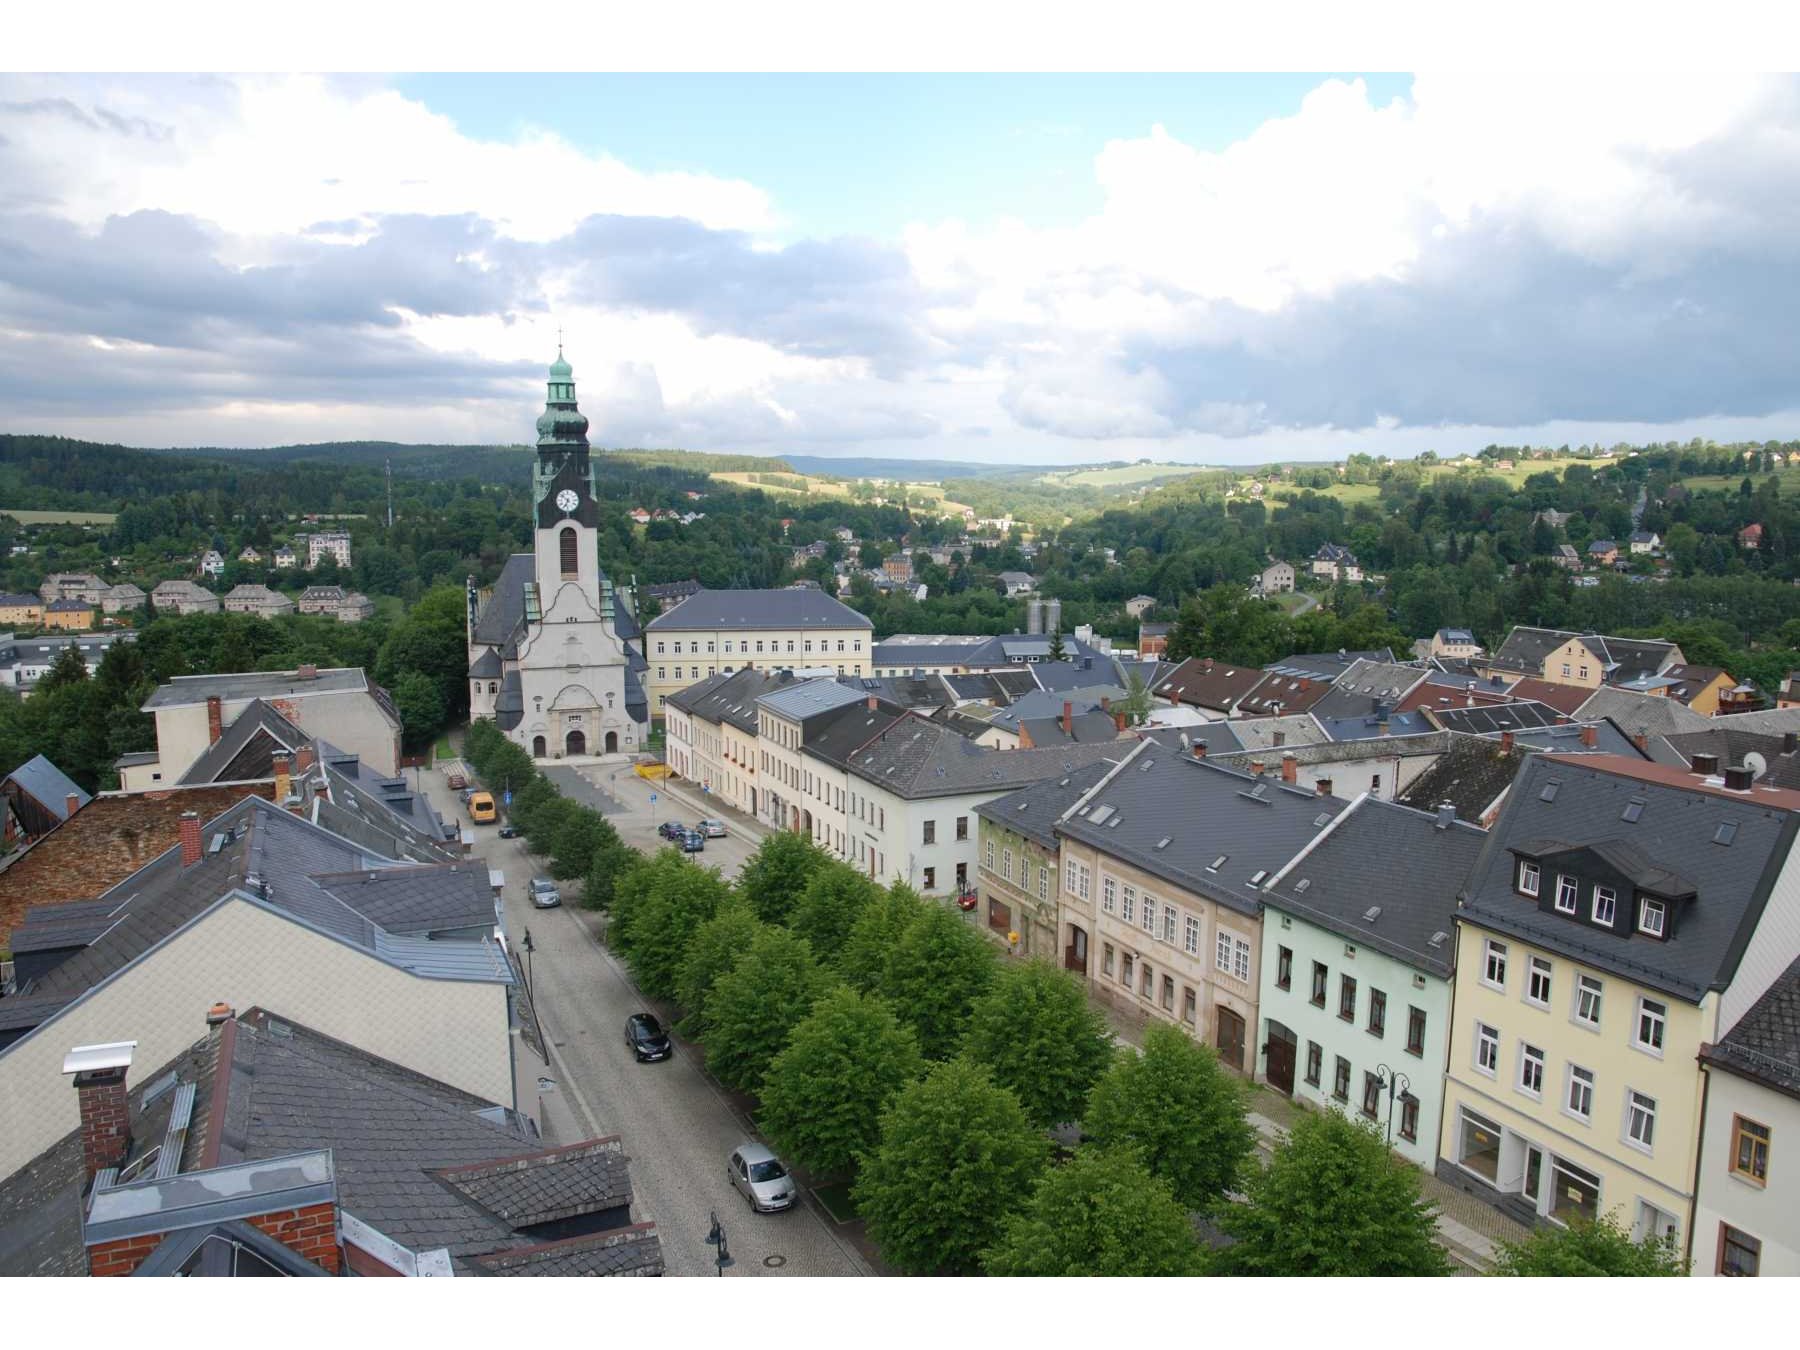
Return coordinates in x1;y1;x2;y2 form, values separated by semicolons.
1225;933;1251;981
1566;1064;1595;1121
1120;887;1135;924
1001;847;1012;882
1162;906;1177;944
1575;974;1603;1027
1635;997;1666;1054
1064;858;1077;895
986;840;996;872
1101;876;1116;914
1141;896;1157;934
1038;867;1049;901
1475;1022;1500;1076
1077;865;1090;901
1555;874;1578;914
1518;1043;1546;1097
1483;939;1508;989
1519;861;1541;896
1216;931;1234;974
1626;1090;1657;1151
1638;897;1665;938
1184;914;1200;955
1592;885;1617;926
1527;955;1553;1008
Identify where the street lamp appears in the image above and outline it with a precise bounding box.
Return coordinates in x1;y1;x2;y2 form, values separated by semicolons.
1374;1062;1411;1146
521;928;535;1001
704;1210;734;1277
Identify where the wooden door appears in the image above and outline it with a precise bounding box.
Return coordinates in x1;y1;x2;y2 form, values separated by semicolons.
1264;1026;1296;1094
1216;1006;1246;1071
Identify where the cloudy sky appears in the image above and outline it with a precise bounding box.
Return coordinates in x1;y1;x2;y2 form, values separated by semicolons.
3;72;1800;464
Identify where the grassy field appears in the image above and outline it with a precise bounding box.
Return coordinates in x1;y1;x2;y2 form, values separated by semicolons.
710;469;970;519
1040;462;1214;489
0;508;119;525
1681;467;1800;493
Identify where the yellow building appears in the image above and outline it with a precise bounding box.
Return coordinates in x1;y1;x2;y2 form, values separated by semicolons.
0;594;43;626
1477;626;1683;691
644;588;871;718
41;599;94;631
1436;753;1800;1257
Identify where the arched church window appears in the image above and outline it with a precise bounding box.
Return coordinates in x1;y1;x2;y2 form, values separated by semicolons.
559;527;579;578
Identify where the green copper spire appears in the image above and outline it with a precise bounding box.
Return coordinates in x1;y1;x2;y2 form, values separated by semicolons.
535;348;589;452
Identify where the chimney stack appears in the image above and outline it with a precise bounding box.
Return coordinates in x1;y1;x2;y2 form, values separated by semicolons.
1250;759;1266;778
1281;752;1298;785
206;1002;234;1027
867;695;878;711
1062;701;1073;736
297;663;318;680
295;743;316;774
1580;724;1598;749
1192;740;1208;760
273;751;292;804
1435;802;1456;830
1500;730;1515;755
206;695;223;745
1315;776;1333;797
1113;710;1126;733
1724;764;1755;793
66;793;82;820
64;1042;135;1184
1691;751;1720;776
1633;724;1649;754
1785;731;1798;756
1202;658;1213;672
178;811;203;867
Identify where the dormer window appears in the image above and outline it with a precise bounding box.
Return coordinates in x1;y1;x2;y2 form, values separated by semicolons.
1592;885;1618;926
1518;861;1540;897
1555;875;1578;914
1639;897;1666;938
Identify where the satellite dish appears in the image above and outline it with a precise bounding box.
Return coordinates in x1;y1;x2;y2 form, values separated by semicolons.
1744;751;1768;780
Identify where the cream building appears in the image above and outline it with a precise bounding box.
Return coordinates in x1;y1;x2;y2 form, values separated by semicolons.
1437;754;1800;1249
754;678;869;835
645;588;872;718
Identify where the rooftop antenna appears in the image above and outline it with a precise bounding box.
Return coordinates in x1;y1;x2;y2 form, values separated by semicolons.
385;457;394;529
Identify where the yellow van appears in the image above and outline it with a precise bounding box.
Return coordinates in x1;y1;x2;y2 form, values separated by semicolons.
468;791;497;824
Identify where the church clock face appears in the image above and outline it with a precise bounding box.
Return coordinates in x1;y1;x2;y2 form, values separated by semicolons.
555;489;580;514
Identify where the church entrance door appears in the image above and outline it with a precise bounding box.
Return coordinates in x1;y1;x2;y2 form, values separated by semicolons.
604;730;618;754
532;735;546;758
566;729;587;757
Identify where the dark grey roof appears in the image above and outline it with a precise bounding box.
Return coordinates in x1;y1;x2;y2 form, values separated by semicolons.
1307;659;1430;722
1139;722;1250;756
469;648;503;678
1315;707;1435;741
1;754;88;818
1215;730;1450;770
1018;711;1124;746
1704;958;1800;1099
1487;718;1646;759
1025;648;1128;690
1264;649;1395;682
1459;754;1800;1003
1486;627;1594;675
1576;685;1714;737
1056;742;1349;917
495;670;523;731
468;1224;665;1276
976;759;1118;850
438;1139;632;1228
838;673;956;712
872;637;988;668
755;677;868;722
665;667;789;732
472;554;535;647
177;700;309;785
842;711;1126;799
1263;796;1487;977
648;587;871;632
303;864;495;936
1653;729;1800;791
1395;735;1532;823
800;698;917;767
943;672;1013;703
1428;701;1566;735
988;685;1127;734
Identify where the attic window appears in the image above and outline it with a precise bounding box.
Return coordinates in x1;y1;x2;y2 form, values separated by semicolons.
1294;878;1311;893
1155;837;1172;850
1621;799;1645;823
1208;854;1228;871
1539;781;1561;803
1714;821;1738;846
1313;812;1332;827
1427;931;1449;948
1363;906;1382;922
1089;805;1115;826
1139;760;1155;772
1248;869;1268;886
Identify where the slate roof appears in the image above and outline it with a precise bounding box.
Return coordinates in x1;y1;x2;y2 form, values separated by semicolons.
1395;735;1532;824
469;1224;665;1276
987;685;1128;735
1315;707;1435;741
1652;729;1800;791
1264;649;1395;683
1483;719;1645;759
667;667;791;732
943;672;1015;704
1;754;88;818
1485;626;1600;675
1575;685;1714;737
842;712;1126;799
177;699;309;785
142;667;376;710
1056;741;1349;917
438;1139;632;1229
472;553;535;647
872;636;988;668
469;648;503;678
1702;958;1800;1100
1706;706;1800;737
1486;627;1679;684
1019;711;1124;746
976;758;1118;850
1157;657;1268;713
840;672;957;712
1496;677;1593;716
1306;659;1431;722
1222;715;1329;752
1138;722;1251;757
801;698;917;766
755;676;868;723
1428;700;1568;735
1458;754;1800;1003
302;864;495;935
1262;795;1486;978
45;598;92;613
648;587;871;632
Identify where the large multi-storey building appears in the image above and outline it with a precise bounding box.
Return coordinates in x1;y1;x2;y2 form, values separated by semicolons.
645;589;872;718
465;352;648;759
1436;753;1800;1249
307;530;352;569
975;760;1116;961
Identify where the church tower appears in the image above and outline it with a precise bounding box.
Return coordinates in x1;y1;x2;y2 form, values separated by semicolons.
532;348;605;611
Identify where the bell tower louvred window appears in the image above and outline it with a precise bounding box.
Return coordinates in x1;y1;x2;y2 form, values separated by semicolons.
560;527;579;578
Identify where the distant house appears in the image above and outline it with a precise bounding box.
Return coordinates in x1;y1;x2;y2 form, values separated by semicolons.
38;573;106;606
882;554;914;584
1125;594;1157;618
1428;628;1483;660
222;584;297;619
273;545;299;569
1495;459;1515;471
1552;543;1581;570
41;598;94;631
834;527;856;543
1259;561;1297;594
1586;539;1619;566
306;531;352;568
150;579;221;616
297;584;349;616
1535;508;1573;530
1659;663;1737;716
1137;622;1171;660
197;549;225;579
0;593;43;626
1740;523;1765;550
335;592;376;623
1310;543;1361;583
1629;530;1661;555
99;583;146;615
0;753;88;852
998;571;1037;598
628;508;652;525
238;545;263;564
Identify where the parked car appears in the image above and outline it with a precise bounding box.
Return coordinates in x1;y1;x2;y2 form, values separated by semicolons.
697;818;727;838
625;1012;672;1062
498;825;520;839
468;791;497;824
657;820;687;840
528;877;561;909
728;1143;796;1213
678;828;705;853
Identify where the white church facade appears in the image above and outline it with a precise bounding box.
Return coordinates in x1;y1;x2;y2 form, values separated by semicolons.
466;352;650;759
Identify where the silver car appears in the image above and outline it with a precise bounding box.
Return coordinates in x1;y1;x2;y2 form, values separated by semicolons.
528;877;561;909
728;1142;796;1213
698;818;727;838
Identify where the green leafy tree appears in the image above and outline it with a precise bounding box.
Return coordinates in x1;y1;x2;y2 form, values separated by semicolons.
1491;1213;1687;1276
1046;626;1066;661
582;835;638;911
734;830;828;924
788;861;880;966
1211;1108;1451;1276
1119;668;1152;726
1082;1022;1253;1213
759;986;924;1179
547;806;621;880
391;671;446;748
615;853;731;999
673;902;763;1039
963;960;1114;1128
878;901;997;1059
983;1147;1205;1277
853;1058;1048;1275
700;925;828;1093
841;881;928;992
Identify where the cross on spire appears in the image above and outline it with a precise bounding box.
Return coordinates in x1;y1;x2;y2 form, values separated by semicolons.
557;324;564;359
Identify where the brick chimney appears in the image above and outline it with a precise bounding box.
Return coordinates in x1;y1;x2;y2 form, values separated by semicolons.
1113;710;1126;733
273;751;292;804
206;695;223;745
178;811;203;867
1315;776;1333;797
866;695;878;711
1061;701;1073;736
1192;740;1207;760
294;743;316;774
66;793;82;819
64;1042;135;1184
1580;724;1598;749
296;663;318;680
1281;752;1298;785
1500;730;1514;755
1250;759;1266;777
1633;724;1650;754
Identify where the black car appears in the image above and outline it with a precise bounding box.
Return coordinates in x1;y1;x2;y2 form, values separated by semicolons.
625;1013;672;1062
498;825;519;839
678;828;706;853
657;820;687;841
